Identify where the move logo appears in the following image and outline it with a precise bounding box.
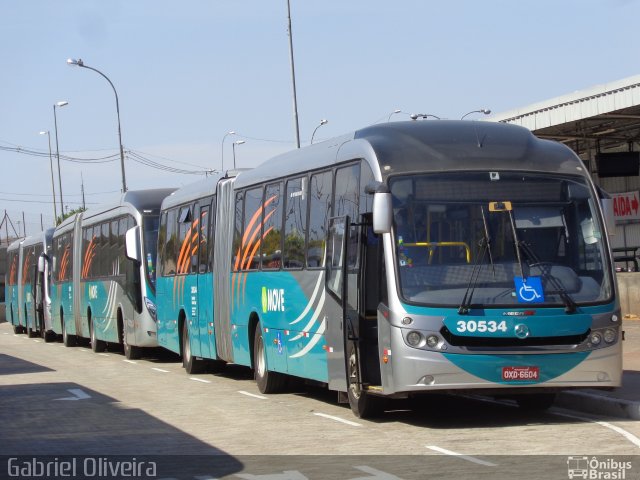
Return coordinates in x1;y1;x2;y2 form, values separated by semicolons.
262;287;285;313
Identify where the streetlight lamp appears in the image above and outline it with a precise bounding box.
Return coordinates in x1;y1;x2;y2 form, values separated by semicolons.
387;109;402;122
53;101;68;214
232;140;245;169
39;131;58;223
461;109;491;120
410;113;441;120
310;119;328;144
67;58;127;192
221;130;236;172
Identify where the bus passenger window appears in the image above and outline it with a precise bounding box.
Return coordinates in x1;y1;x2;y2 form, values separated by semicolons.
307;171;332;268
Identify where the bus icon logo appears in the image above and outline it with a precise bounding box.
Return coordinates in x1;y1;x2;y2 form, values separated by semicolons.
567;456;589;479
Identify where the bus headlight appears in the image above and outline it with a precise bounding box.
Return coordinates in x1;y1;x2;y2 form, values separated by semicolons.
144;297;157;322
590;332;602;346
406;331;423;347
426;335;440;348
603;329;617;344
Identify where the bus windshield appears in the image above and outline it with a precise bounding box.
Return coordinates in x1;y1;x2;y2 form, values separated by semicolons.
142;215;160;292
389;172;612;308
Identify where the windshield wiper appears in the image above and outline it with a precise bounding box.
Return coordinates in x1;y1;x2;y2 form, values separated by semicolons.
458;237;489;315
458;207;495;314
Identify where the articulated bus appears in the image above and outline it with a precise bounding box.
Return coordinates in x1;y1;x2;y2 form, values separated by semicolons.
51;189;175;358
5;230;55;340
161;120;621;417
6;238;23;333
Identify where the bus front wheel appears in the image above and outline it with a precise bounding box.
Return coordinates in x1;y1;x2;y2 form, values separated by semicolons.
347;345;385;419
182;321;205;374
62;314;76;347
253;323;286;394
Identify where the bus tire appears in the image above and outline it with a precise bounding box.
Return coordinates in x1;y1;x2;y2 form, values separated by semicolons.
27;326;38;338
123;335;141;360
12;324;23;335
90;319;106;353
347;345;386;418
62;313;76;347
182;321;205;374
253;323;286;394
515;393;556;411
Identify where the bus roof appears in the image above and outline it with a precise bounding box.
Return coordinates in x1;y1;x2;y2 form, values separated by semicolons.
160;171;246;211
21;228;54;249
234;121;584;189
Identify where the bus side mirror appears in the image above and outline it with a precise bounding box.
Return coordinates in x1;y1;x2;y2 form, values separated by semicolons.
373;193;393;234
125;226;141;262
365;181;392;234
37;255;46;273
600;198;616;236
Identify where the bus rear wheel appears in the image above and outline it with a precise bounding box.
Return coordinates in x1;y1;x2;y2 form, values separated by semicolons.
90;319;106;353
347;345;385;419
62;314;76;347
182;321;205;374
253;323;286;394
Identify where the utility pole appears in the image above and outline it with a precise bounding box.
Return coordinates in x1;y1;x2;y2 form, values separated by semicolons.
81;172;86;210
286;0;301;148
22;212;26;237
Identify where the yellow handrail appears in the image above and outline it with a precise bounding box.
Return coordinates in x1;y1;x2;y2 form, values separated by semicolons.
401;241;471;263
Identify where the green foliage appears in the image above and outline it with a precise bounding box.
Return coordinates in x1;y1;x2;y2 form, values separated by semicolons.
56;207;86;226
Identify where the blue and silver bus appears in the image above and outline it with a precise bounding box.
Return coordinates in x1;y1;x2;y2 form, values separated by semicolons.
4;230;55;340
157;121;621;417
6;238;23;334
51;189;175;358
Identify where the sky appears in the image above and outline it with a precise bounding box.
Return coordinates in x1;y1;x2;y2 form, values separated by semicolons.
1;0;639;237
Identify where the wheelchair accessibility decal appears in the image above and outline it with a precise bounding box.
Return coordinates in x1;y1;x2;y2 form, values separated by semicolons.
514;276;545;303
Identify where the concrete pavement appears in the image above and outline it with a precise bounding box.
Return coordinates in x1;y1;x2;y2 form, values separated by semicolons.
556;318;640;419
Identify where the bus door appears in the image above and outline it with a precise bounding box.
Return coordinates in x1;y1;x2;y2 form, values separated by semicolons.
196;199;214;359
326;215;384;401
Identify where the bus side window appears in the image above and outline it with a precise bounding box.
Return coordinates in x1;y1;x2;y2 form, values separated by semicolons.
198;200;210;274
308;170;333;268
284;176;307;269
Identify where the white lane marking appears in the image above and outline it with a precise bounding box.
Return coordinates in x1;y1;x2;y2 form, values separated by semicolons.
3;332;9;335
237;390;267;400
313;412;362;427
33;339;42;343
352;466;404;480
123;359;137;364
55;389;91;401
553;410;640;449
427;446;497;466
151;368;170;373
190;377;211;384
464;393;640;450
98;353;109;357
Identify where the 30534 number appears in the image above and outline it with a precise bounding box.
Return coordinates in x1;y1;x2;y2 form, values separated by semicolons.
456;320;507;333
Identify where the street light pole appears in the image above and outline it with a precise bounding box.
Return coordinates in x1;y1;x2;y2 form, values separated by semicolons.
461;109;491;120
232;140;245;169
53;101;68;214
67;58;127;192
221;130;236;172
39;131;58;223
286;0;301;149
311;119;328;144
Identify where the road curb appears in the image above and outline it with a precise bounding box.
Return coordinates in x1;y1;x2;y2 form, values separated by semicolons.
556;390;640;420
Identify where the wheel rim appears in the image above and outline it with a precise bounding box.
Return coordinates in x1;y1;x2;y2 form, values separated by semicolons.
256;334;266;377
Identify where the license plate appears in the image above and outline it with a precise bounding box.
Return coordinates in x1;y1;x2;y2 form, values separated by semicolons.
502;366;539;381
